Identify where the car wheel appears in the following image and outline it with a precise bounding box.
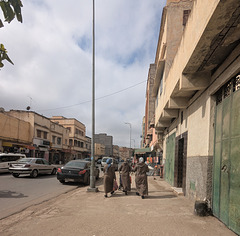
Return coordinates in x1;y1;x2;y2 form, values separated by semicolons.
30;169;38;178
59;179;65;184
12;173;20;178
51;168;57;175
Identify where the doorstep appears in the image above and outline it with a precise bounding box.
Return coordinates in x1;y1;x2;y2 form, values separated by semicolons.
172;187;184;196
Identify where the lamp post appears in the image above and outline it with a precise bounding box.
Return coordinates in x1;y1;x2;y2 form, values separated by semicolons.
125;122;132;158
131;139;135;148
88;0;98;192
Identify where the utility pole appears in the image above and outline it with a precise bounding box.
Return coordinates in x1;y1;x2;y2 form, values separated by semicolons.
88;0;98;192
125;122;132;158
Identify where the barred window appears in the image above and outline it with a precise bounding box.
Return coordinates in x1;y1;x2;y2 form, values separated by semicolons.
216;73;240;105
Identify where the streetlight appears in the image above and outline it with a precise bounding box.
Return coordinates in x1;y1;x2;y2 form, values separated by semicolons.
124;122;132;150
131;139;135;148
88;0;98;192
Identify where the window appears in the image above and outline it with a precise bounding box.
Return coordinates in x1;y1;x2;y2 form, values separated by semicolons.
43;132;48;139
67;127;71;132
52;136;56;144
65;139;67;145
37;130;41;138
57;137;61;145
183;10;191;26
74;140;78;146
69;139;73;146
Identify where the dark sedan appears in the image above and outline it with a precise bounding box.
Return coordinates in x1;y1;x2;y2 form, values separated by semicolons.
57;160;99;185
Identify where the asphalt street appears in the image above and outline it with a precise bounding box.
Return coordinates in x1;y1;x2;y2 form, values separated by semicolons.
0;173;236;236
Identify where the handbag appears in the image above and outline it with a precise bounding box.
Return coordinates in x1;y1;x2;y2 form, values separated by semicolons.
113;180;118;191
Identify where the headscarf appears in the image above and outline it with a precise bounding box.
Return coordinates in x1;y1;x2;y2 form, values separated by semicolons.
106;158;112;172
139;157;144;163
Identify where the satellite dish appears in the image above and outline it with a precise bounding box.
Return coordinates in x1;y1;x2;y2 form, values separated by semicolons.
26;106;31;110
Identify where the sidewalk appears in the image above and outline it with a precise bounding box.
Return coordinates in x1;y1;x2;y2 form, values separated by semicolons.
0;174;236;236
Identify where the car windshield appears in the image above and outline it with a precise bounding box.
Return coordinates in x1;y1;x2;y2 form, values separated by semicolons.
18;158;33;163
102;157;110;162
65;161;86;168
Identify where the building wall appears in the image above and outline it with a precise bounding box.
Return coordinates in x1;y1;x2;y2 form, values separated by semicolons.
0;112;31;145
154;0;240;205
95;133;113;156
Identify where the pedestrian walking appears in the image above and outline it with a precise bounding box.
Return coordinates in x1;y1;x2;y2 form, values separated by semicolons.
103;158;116;198
133;157;149;199
119;158;132;195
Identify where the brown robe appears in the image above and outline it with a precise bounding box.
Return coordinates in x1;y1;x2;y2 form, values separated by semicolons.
103;165;116;194
119;162;132;191
133;162;149;196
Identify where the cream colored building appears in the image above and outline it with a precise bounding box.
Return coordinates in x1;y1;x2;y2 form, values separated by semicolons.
152;0;240;234
0;110;32;153
94;143;105;159
51;116;89;159
7;110;70;163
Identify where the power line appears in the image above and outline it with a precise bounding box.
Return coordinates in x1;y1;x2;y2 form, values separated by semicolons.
37;80;147;112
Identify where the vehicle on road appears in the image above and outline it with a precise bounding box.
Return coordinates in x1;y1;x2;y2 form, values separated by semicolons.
57;160;99;185
96;158;102;164
0;153;26;173
100;157;118;171
8;158;57;178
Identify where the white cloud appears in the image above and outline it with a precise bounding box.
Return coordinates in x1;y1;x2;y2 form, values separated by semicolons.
0;0;166;147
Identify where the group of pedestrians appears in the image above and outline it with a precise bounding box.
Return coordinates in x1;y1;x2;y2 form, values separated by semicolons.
103;157;149;199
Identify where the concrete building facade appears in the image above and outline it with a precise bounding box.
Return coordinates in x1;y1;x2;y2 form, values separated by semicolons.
0;110;32;154
94;133;113;157
151;0;240;234
51;116;89;159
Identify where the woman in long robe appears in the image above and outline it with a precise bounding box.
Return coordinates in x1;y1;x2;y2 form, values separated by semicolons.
103;158;116;198
133;157;149;199
119;159;132;195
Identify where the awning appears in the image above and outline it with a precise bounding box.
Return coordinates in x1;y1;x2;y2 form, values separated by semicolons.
134;147;151;154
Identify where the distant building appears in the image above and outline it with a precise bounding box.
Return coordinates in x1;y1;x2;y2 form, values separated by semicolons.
94;143;105;159
51;116;89;159
112;145;119;159
94;133;113;157
119;146;131;160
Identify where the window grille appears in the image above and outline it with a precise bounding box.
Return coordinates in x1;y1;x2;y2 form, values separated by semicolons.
216;73;240;105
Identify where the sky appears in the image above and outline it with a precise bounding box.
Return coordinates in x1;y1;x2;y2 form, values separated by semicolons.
0;0;166;148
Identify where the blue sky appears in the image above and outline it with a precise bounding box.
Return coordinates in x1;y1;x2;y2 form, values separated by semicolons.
0;0;166;147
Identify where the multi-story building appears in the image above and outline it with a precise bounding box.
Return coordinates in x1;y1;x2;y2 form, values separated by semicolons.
119;146;131;160
143;64;156;149
51;116;89;159
112;145;119;159
94;133;113;157
6;110;70;163
0;109;32;154
94;143;105;160
152;0;240;234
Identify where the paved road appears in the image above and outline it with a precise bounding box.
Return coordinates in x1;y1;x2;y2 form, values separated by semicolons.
0;173;81;219
0;174;236;236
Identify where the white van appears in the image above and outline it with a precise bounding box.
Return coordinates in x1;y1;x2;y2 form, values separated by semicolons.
0;153;26;173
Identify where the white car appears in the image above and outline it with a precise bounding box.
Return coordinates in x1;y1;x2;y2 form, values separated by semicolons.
9;158;57;178
101;157;118;171
0;153;26;173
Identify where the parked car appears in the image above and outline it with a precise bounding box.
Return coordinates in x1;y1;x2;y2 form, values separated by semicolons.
0;153;26;173
101;157;118;171
8;158;57;178
96;159;102;164
57;160;99;185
